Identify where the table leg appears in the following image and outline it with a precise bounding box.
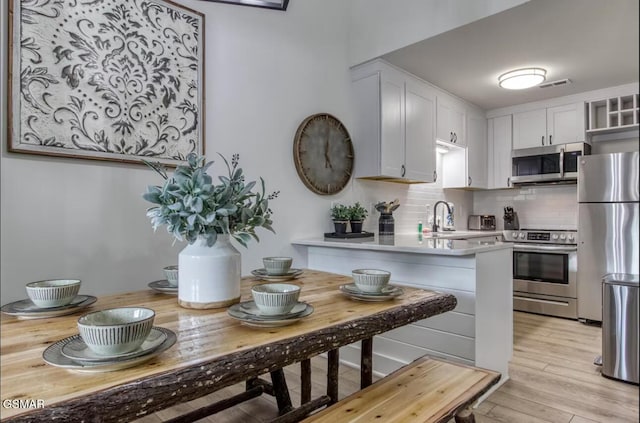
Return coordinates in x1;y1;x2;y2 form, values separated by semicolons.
301;358;311;404
361;337;373;389
270;368;293;415
327;349;339;405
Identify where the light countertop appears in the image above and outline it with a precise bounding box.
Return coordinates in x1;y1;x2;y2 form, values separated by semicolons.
293;233;511;256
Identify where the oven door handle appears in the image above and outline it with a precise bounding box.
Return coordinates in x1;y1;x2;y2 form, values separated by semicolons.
513;296;570;306
513;244;577;252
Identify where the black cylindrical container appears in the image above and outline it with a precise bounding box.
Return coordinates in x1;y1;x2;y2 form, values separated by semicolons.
378;213;395;236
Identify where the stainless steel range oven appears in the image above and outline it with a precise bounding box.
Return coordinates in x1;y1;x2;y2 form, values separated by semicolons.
503;229;578;319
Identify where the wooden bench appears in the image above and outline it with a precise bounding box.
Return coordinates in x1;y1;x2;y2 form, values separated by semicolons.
302;356;501;423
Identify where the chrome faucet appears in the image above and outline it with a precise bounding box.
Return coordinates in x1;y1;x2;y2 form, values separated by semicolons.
432;201;452;233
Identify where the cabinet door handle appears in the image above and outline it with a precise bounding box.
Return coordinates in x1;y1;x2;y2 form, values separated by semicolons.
450;132;454;142
453;133;457;143
401;164;406;177
468;176;472;186
434;170;437;182
549;134;553;145
541;136;545;145
507;177;511;187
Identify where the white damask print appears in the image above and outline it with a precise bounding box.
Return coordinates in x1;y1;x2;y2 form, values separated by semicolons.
10;0;204;165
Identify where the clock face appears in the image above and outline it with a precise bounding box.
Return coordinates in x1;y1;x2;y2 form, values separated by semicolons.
293;113;354;195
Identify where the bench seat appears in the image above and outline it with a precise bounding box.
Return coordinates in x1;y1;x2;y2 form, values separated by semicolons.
302;356;501;423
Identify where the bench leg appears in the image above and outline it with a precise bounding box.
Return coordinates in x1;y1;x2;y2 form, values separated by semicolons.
270;369;293;415
301;359;311;405
327;349;339;404
361;337;373;389
454;407;476;423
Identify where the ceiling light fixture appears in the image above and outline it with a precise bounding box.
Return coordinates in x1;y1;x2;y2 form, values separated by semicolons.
498;68;547;90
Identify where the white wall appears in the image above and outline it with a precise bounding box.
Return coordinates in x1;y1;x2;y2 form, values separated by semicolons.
0;0;355;303
348;0;529;66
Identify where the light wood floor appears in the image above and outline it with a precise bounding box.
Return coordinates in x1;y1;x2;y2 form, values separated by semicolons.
137;312;639;423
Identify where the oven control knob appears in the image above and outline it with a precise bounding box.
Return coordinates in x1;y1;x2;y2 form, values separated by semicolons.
512;232;518;238
519;233;525;239
560;234;566;240
552;234;559;240
568;234;575;242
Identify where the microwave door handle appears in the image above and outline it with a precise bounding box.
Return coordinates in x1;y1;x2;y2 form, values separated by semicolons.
559;148;564;177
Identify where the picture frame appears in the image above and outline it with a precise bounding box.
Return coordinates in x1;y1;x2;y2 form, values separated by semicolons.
200;0;289;11
8;0;205;167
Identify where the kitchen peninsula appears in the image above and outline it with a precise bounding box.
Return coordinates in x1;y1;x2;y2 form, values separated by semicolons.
293;235;513;390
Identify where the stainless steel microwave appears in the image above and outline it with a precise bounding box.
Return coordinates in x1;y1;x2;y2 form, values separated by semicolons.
511;142;591;186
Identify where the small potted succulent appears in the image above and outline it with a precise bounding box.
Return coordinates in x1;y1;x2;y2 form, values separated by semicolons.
348;202;368;233
330;204;350;234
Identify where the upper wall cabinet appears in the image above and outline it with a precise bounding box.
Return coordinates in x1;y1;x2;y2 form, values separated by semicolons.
512;102;585;149
351;60;437;183
466;110;488;189
487;115;513;190
442;108;487;189
586;94;639;135
437;95;466;147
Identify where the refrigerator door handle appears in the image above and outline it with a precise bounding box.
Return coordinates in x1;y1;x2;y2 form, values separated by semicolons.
559;148;565;177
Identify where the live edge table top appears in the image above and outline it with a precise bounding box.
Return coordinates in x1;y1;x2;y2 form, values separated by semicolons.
0;270;456;422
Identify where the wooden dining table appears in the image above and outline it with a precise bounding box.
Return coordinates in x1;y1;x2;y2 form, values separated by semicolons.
0;269;456;423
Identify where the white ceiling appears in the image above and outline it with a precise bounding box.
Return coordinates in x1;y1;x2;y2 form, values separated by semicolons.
382;0;639;111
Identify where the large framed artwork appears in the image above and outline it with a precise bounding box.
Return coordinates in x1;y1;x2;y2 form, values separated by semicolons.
8;0;205;166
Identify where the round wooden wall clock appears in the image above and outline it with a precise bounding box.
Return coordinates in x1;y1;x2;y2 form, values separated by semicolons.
293;113;354;195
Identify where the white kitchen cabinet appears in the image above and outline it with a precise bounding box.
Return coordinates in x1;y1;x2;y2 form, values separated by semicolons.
441;108;487;189
351;60;436;182
586;93;639;135
487;115;512;189
512;103;585;149
437;95;466;147
465;110;488;189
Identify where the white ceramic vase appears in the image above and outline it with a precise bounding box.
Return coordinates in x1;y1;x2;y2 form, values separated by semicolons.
178;234;241;309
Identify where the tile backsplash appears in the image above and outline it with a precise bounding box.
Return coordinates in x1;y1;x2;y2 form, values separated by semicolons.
354;182;577;234
473;185;577;230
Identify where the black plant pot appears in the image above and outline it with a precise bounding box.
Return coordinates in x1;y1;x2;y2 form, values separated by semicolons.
350;220;363;233
333;221;348;234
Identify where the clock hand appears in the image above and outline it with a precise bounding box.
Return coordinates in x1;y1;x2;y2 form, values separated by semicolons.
324;140;332;169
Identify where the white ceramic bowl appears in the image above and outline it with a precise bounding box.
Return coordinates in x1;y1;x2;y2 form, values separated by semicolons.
262;257;293;276
77;307;155;356
352;269;391;293
25;279;81;308
251;283;300;315
163;265;179;287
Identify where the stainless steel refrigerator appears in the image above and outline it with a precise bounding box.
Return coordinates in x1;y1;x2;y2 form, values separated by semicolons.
577;151;639;322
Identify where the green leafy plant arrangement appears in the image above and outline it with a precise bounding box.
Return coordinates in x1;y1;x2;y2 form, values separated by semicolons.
330;204;350;221
348;202;368;221
143;153;279;247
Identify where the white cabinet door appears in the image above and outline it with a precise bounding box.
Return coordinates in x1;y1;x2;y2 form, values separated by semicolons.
512;108;546;149
350;59;437;182
547;103;585;145
405;78;437;182
487;115;512;189
466;110;487;189
437;95;466;147
380;70;406;178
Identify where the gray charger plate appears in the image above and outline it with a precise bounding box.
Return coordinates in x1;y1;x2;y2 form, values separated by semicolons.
0;295;97;319
339;284;404;301
228;302;313;327
43;327;176;372
148;279;178;294
251;268;303;281
61;327;168;363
